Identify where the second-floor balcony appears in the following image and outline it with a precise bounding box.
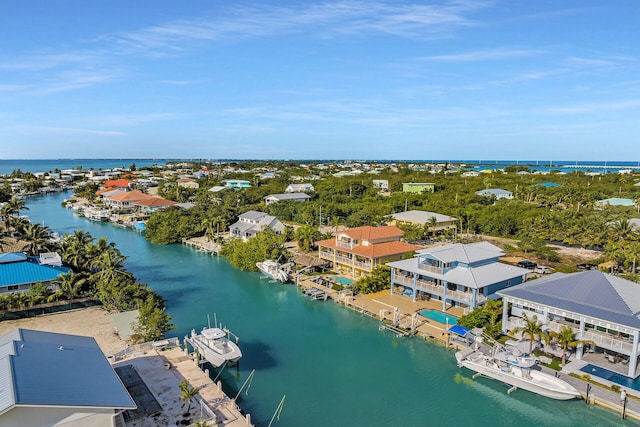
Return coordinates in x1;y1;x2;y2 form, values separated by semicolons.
319;250;334;259
335;255;353;264
418;263;442;275
336;240;354;249
547;319;634;355
394;275;484;304
354;260;372;271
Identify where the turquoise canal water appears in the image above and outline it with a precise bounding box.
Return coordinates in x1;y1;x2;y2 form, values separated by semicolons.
24;192;637;426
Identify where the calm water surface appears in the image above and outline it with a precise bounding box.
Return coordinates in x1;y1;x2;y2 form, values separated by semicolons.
25;191;635;426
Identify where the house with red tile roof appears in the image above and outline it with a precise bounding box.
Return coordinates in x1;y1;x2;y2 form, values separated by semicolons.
316;226;422;278
132;196;179;212
102;179;132;190
104;190;152;208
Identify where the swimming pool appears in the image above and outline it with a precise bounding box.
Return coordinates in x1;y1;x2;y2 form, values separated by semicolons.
418;309;458;325
580;364;640;392
333;276;354;286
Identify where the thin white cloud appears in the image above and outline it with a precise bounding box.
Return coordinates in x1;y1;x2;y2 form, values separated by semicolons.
544;100;640;115
16;126;125;136
423;48;539;62
106;1;490;54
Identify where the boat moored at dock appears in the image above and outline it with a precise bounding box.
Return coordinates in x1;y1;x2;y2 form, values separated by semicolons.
256;259;292;283
456;339;580;400
187;327;242;368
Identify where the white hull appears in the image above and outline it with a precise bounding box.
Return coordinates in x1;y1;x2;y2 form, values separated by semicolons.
456;350;580;400
189;327;242;368
256;260;290;282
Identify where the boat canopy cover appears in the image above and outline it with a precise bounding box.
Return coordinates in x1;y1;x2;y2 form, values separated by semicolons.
448;325;470;337
202;328;226;339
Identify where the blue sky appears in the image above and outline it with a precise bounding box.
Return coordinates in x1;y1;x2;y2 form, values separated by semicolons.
1;1;639;161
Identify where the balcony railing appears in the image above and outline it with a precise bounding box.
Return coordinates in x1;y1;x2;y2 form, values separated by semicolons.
335;255;353;264
393;274;482;304
319;250;334;258
354;260;372;270
418;264;442;274
547;320;633;354
336;241;354;249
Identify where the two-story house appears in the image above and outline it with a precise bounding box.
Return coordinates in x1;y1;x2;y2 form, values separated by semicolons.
387;242;529;310
264;193;311;206
229;210;285;241
316;226;421;278
285;183;314;193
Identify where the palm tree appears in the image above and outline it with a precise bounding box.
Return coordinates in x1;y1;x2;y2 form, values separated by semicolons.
8;197;28;217
1;201;20;232
179;380;199;414
90;249;131;282
610;219;636;241
21;222;54;256
550;325;595;367
52;271;88;300
294;224;321;252
511;313;550;355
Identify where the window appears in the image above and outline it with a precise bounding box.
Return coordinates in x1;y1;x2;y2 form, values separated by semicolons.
8;285;19;291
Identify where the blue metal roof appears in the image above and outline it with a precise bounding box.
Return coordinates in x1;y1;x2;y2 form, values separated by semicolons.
498;271;640;329
0;252;27;264
0;257;69;288
0;329;136;414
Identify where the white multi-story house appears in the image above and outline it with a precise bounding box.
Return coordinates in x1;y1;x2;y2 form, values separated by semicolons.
229;210;285;241
387;242;529;310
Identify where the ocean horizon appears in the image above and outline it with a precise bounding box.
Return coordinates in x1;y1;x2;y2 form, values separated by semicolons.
1;158;640;177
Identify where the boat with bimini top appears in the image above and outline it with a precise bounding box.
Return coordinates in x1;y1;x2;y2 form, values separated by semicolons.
256;259;292;282
188;325;242;368
455;336;580;400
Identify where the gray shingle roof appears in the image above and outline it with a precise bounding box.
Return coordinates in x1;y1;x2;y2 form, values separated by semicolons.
0;329;135;415
416;241;503;264
498;271;640;329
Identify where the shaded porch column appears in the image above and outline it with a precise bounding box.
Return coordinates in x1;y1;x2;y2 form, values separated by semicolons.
412;273;417;302
629;330;639;378
442;281;448;311
471;288;477;308
501;298;509;335
576;317;585;361
390;268;396;295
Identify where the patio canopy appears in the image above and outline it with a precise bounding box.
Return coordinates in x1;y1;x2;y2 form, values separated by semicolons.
448;325;470;337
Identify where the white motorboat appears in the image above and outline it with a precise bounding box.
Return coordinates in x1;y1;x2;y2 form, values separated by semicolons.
189;327;242;368
256;259;291;282
455;344;580;400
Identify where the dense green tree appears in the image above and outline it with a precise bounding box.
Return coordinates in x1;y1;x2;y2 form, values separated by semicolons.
221;229;289;271
131;295;175;343
294;224;322;252
353;266;391;294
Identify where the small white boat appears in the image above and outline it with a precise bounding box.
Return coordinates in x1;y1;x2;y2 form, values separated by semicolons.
456;343;580;400
189;327;242;368
256;259;291;282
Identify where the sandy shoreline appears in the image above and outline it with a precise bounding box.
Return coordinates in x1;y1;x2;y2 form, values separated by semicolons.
0;306;128;356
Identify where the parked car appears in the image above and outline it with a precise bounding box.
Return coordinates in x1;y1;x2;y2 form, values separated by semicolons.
576;263;597;270
517;260;537;269
534;265;553;274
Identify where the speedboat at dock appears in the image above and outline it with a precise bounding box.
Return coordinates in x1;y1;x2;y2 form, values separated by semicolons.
256;259;291;282
455;340;580;400
188;327;242;368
